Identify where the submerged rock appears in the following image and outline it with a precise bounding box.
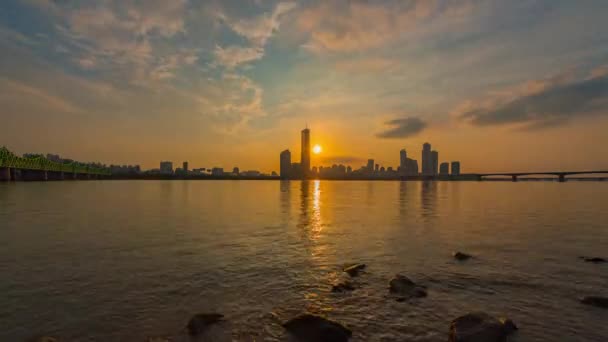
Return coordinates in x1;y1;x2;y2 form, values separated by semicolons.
343;264;366;277
187;313;224;336
581;296;608;308
283;314;352;342
389;274;427;299
331;281;356;293
580;256;606;263
453;251;473;261
449;312;517;342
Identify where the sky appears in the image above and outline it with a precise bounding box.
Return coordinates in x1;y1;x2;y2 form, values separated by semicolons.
1;0;608;173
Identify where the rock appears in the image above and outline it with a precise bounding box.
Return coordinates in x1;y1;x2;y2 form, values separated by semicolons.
343;264;366;277
283;314;352;342
581;257;606;263
331;281;356;293
449;312;517;342
389;274;427;299
453;251;473;261
581;296;608;308
187;313;224;336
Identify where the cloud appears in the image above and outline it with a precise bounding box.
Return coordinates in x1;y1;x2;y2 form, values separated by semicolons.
214;46;264;68
460;73;608;129
376;117;427;138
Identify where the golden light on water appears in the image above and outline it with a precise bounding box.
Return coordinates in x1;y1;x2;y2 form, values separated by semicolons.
313;145;322;154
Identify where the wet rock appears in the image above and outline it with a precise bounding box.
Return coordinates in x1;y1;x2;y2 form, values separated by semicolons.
283;314;352;342
389;274;427;299
331;281;356;293
343;264;366;277
187;313;224;336
449;312;517;342
453;251;473;261
581;296;608;308
580;256;606;263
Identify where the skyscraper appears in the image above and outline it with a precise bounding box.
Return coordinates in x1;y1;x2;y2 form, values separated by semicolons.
160;161;173;175
421;143;431;175
280;149;291;179
301;128;310;178
399;149;407;173
439;162;449;175
431;150;439;175
183;161;188;172
367;159;374;172
451;161;461;176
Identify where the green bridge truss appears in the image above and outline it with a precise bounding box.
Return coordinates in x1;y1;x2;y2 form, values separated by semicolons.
0;147;111;176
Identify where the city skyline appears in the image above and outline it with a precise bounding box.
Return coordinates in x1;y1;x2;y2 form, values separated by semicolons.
1;1;608;172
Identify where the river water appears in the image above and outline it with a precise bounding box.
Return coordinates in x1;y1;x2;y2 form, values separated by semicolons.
1;180;607;341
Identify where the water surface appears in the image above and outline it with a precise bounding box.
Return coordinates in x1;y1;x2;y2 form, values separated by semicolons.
1;180;607;341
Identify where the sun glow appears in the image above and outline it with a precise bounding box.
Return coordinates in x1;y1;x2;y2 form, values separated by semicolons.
313;144;322;154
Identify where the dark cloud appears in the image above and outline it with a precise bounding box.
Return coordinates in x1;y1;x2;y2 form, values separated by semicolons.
461;75;608;128
376;117;427;138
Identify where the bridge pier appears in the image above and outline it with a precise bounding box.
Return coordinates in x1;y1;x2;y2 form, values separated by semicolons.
0;167;10;181
21;169;48;181
558;174;566;182
512;175;518;182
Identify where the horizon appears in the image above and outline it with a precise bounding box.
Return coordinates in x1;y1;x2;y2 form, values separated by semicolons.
2;0;608;172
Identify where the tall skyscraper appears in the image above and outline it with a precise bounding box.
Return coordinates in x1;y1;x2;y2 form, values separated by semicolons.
451;161;461;176
399;149;407;173
280;149;291;179
367;159;374;172
301;128;310;178
431;150;439;175
439;162;449;175
183;161;188;172
421;143;431;175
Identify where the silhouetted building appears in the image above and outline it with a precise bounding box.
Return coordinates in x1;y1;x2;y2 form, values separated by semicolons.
367;159;374;172
431;150;439;175
406;158;418;175
280;149;291;179
160;161;173;175
439;162;449;175
346;166;352;174
451;161;461;176
233;167;240;175
422;143;431;175
291;162;302;179
183;161;189;172
301;128;310;178
211;167;224;176
400;149;407;172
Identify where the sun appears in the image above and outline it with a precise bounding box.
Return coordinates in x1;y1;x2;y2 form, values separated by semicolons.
313;144;322;154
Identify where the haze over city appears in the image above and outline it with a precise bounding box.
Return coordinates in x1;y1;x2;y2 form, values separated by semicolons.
2;0;608;173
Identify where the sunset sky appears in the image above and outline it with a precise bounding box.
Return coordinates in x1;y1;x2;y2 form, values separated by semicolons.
1;0;608;173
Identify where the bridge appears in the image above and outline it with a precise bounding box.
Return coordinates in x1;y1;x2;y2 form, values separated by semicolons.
473;171;608;182
0;147;111;181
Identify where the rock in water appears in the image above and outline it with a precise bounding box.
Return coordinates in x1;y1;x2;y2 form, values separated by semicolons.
343;264;366;277
449;312;517;342
331;281;356;293
187;313;224;336
453;251;473;261
389;274;427;299
581;296;608;308
283;314;352;342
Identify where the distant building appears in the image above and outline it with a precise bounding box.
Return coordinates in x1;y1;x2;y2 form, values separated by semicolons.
160;161;173;175
346;166;352;174
183;161;189;172
233;167;240;175
46;154;62;163
399;149;407;173
301;128;310;178
421;143;431;175
241;170;260;177
367;159;374;172
291;162;302;179
406;158;418;175
280;149;291;179
439;162;449;175
211;167;224;176
431;150;439;175
451;161;461;176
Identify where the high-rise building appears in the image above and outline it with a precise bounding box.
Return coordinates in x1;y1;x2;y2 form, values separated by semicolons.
367;159;374;172
280;149;291;179
439;162;449;175
233;167;240;175
400;149;407;173
421;143;431;175
183;161;189;172
406;158;419;175
301;128;310;178
451;161;461;176
211;167;224;176
431;150;439;175
160;161;173;175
